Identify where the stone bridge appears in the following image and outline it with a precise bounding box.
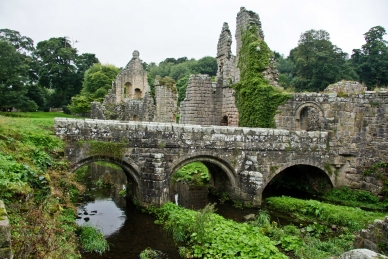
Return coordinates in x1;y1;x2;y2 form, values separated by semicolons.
54;118;346;206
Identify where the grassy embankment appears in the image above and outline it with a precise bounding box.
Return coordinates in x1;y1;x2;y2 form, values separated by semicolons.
0;112;107;258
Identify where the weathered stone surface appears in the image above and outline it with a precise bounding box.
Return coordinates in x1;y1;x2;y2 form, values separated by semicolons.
0;200;12;259
90;51;177;123
276;86;388;196
55;118;334;207
339;249;387;259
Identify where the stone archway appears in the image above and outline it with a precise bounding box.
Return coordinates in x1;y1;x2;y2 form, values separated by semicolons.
294;102;325;131
262;162;334;199
168;154;237;206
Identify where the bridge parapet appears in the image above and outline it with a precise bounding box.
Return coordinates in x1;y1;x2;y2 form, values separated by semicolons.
55;118;337;206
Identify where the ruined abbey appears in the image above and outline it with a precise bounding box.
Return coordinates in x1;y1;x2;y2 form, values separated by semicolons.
88;6;388;200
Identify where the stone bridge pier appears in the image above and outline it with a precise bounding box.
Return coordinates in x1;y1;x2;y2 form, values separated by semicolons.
54;118;345;207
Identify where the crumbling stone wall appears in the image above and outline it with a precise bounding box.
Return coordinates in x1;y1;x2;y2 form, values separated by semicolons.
154;79;178;123
0;200;12;259
179;7;279;126
90;51;176;123
276;82;388;196
179;75;215;125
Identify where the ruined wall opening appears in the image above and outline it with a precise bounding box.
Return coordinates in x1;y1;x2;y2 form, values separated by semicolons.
124;82;132;99
262;164;332;200
133;115;138;121
220;116;228;126
134;88;142;99
300;107;309;130
170;159;235;210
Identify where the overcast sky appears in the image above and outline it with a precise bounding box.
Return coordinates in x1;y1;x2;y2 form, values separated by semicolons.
1;0;387;67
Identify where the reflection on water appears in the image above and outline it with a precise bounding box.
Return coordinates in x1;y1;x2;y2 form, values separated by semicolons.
76;162;181;259
77;198;126;237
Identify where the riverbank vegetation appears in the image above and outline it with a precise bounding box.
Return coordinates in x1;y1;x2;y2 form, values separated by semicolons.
0;113;107;258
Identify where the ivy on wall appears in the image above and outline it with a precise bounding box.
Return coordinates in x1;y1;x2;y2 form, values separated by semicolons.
234;25;290;128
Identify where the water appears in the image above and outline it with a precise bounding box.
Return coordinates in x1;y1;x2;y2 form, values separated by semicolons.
76;162;292;258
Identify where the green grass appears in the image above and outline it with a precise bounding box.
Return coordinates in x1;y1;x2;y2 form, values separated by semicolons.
0;114;86;258
266;196;386;231
322;186;388;210
79;225;109;255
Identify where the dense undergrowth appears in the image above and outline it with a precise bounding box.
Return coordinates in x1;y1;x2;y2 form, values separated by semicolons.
0;113;105;258
172;162;210;186
266;196;386;231
154;202;287;259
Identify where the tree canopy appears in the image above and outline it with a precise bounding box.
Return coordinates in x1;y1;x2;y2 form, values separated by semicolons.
351;26;388;89
68;63;119;115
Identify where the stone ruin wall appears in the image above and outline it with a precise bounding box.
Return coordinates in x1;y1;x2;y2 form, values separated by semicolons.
179;7;279;126
179;75;215;125
276;81;388;197
154;82;178;123
114;50;150;103
90;51;177;123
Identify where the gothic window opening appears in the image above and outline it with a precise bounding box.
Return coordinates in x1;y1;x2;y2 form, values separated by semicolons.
124;82;132;99
220;116;228;126
134;88;142;99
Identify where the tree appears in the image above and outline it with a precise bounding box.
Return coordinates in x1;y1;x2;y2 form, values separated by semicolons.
274;51;296;89
351;26;388;89
0;29;34;54
35;37;78;107
292;30;357;92
68;63;119;114
0;40;37;111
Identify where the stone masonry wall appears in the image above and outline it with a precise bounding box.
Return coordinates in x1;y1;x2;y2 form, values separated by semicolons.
179;75;215;125
0;200;12;259
276;85;388;196
55;118;333;207
154;83;178;123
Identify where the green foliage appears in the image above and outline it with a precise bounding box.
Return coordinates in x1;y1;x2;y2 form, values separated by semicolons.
266;196;386;231
155;75;177;94
79;225;109;255
351;26;388;89
323;186;386;210
0;114;84;258
173;162;210;186
139;247;159;259
68;63;119;114
291;29;358;92
234;26;291;128
155;202;287;259
250;210;271;228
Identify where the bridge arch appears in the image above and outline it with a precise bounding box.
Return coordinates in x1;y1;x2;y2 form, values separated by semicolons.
71;155;141;187
168;153;236;186
262;160;334;198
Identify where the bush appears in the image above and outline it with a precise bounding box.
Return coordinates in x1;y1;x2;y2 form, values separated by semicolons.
79;225;109;255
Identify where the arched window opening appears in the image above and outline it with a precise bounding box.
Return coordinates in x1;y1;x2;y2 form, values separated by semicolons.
300;107;309;130
124;82;132;99
220;116;228;126
133;115;138;121
134;88;142;99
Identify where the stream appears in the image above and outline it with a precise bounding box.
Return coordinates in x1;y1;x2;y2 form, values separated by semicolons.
76;162;291;258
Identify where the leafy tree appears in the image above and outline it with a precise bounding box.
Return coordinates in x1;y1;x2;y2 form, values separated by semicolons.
68;63;119;114
274;51;296;89
351;26;388;89
0;29;34;54
292;30;357;92
0;40;37;111
35;37;79;107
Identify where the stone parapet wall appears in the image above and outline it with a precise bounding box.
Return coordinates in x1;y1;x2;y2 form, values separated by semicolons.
0;200;12;259
55;117;334;206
